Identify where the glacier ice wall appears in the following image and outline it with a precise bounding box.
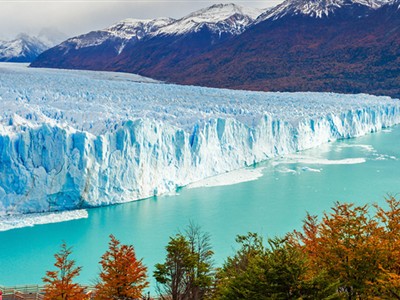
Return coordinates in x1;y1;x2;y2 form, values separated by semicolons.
0;63;399;214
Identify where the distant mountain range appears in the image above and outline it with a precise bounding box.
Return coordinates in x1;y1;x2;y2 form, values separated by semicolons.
0;30;67;62
30;18;175;70
31;0;400;97
31;4;261;71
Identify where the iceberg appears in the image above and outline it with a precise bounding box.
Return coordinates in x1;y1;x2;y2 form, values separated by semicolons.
0;62;399;215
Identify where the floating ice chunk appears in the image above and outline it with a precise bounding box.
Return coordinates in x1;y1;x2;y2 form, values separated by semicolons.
301;166;322;172
382;129;393;133
374;154;398;161
277;156;366;165
187;167;265;189
0;210;88;231
275;166;298;174
336;144;376;152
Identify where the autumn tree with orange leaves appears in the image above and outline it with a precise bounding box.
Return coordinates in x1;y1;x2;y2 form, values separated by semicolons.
294;196;400;299
214;197;400;299
43;242;86;300
373;196;400;298
94;235;148;300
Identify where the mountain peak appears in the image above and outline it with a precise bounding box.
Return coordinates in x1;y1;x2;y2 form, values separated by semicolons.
109;17;175;29
155;3;263;36
62;17;175;51
105;17;175;40
0;34;48;62
257;0;390;21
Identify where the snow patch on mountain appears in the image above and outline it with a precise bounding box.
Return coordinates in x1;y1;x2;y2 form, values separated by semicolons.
0;63;399;215
63;17;175;51
155;3;263;36
108;18;175;40
257;0;390;20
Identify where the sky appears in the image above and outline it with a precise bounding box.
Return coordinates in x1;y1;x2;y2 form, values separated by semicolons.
0;0;284;41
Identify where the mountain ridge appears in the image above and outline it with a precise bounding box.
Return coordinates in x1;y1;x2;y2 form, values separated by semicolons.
30;0;400;97
31;3;261;70
154;3;262;36
152;0;399;97
257;0;389;21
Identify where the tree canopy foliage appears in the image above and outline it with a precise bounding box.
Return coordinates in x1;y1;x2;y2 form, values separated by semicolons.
154;223;214;300
214;197;400;300
95;235;148;300
42;242;86;300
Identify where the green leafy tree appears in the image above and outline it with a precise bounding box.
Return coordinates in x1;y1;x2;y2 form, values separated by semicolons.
185;222;214;300
43;242;86;300
213;232;267;300
214;232;264;297
214;233;337;300
95;235;148;300
154;234;196;300
214;233;312;299
154;224;214;300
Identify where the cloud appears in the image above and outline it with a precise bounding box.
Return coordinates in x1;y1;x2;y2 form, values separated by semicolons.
0;0;283;40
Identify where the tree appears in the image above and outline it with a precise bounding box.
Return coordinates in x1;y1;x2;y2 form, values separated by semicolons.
372;196;400;298
296;202;384;299
214;233;338;300
185;222;214;300
95;235;148;300
213;232;267;300
214;198;400;299
43;242;86;300
154;223;214;300
154;234;196;300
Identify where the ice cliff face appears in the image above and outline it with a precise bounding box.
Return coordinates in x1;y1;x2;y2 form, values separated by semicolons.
0;63;399;215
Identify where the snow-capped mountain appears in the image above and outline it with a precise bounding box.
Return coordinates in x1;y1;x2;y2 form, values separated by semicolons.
0;34;48;62
148;0;399;98
155;3;262;36
257;0;389;20
31;1;399;98
108;3;264;74
30;18;175;69
31;4;262;70
95;4;260;79
63;17;174;52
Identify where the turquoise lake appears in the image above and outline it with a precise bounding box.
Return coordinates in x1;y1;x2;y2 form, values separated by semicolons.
0;126;399;292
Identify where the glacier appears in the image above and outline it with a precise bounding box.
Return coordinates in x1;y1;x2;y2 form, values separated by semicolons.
0;62;399;215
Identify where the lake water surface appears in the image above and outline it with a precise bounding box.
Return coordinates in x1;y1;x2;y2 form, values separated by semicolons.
0;126;399;291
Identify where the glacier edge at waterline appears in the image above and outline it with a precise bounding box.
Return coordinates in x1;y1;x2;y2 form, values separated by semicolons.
2;106;399;215
0;63;399;215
